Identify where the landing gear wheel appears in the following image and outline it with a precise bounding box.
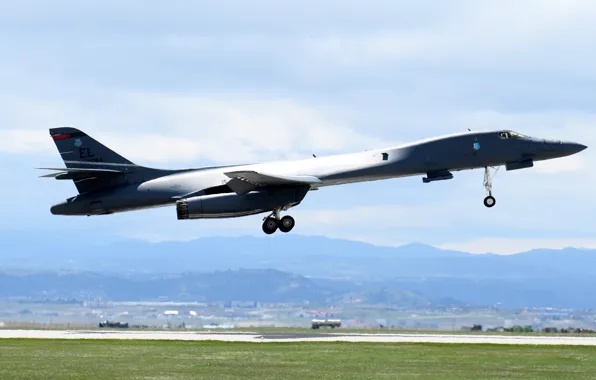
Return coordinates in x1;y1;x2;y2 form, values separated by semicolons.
279;215;295;233
483;166;500;208
262;217;278;234
484;195;496;208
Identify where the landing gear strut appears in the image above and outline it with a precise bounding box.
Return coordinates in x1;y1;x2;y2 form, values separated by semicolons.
262;209;296;234
483;166;499;208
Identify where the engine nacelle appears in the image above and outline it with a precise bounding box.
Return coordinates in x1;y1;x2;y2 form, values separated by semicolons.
176;187;309;219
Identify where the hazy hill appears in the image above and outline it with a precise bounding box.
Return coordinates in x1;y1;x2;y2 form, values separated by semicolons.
2;267;595;308
0;269;337;303
2;233;595;280
2;233;596;308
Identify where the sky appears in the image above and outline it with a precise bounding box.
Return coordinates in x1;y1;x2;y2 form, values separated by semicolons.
0;0;595;254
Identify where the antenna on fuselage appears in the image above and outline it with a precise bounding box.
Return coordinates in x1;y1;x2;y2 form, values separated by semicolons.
468;128;471;131
313;154;317;158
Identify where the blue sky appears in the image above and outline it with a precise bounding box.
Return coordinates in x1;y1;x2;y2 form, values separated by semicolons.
1;0;595;254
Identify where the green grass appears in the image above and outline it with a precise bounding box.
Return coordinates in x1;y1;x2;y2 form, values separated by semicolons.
0;339;595;379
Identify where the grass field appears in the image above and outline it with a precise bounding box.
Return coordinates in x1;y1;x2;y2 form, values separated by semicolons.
1;339;595;379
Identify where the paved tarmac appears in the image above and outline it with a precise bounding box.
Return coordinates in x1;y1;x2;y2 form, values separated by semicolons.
2;329;596;345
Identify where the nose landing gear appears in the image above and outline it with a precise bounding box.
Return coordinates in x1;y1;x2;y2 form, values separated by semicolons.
483;166;500;208
484;195;496;208
262;209;296;234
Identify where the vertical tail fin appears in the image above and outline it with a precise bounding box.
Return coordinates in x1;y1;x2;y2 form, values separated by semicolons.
47;127;137;194
50;127;135;168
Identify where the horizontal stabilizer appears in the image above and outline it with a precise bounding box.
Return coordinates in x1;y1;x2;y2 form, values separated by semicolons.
224;170;321;195
37;167;124;173
37;167;124;178
37;167;125;182
39;172;67;178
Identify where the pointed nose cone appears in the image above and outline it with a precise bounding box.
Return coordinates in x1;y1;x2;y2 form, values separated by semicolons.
535;139;587;159
569;142;588;154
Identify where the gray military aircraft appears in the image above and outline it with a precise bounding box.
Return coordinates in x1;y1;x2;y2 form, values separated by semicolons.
40;127;587;234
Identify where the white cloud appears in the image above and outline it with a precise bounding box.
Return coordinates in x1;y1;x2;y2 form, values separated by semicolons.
5;0;594;86
301;0;596;76
0;93;385;166
292;204;450;229
440;237;596;255
0;130;52;155
292;186;593;234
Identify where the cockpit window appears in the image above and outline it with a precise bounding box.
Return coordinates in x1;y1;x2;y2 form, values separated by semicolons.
499;131;528;139
509;131;528;138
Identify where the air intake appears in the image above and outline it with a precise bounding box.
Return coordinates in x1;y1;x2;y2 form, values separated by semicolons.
176;200;190;220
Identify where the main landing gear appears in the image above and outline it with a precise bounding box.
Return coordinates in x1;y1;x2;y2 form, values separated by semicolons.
262;209;296;234
483;166;500;208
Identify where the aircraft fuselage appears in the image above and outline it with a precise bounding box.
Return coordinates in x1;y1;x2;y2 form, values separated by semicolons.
48;129;587;222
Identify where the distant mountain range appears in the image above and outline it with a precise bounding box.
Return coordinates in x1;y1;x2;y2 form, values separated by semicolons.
0;269;339;304
1;233;596;308
1;233;595;279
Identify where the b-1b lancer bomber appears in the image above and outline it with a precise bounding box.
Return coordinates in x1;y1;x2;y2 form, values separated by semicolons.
41;128;587;234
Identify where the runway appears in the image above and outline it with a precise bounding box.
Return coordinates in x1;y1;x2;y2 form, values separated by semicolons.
2;329;596;345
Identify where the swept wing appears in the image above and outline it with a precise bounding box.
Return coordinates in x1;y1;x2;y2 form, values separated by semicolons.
224;170;321;195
